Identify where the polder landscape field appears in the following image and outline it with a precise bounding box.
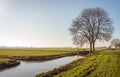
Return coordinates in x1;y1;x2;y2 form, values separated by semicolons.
0;48;79;63
0;47;103;58
0;47;120;77
0;48;77;57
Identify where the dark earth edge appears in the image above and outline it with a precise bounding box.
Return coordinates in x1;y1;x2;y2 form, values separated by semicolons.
0;51;89;70
0;59;20;70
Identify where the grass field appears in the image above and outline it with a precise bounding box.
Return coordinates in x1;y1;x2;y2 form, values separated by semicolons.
0;48;105;57
0;48;78;57
55;50;120;77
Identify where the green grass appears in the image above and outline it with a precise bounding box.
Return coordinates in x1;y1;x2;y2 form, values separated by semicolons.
0;48;78;57
0;58;10;63
0;48;105;57
55;50;120;77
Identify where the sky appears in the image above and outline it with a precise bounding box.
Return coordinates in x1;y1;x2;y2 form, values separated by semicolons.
0;0;120;47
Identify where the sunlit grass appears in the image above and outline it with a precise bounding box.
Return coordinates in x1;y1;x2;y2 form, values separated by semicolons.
55;50;120;77
0;48;77;57
0;48;105;57
0;58;10;63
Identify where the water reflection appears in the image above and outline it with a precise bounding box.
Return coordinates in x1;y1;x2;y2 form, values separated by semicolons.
0;56;83;77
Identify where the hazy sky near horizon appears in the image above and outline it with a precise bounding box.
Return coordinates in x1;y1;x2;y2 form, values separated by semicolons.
0;0;120;47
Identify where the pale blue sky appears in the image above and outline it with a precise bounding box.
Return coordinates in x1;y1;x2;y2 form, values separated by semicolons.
0;0;119;47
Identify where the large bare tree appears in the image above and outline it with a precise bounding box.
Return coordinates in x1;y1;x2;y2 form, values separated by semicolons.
70;7;114;52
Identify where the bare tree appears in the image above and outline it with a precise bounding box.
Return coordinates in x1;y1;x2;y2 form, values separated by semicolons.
111;39;120;49
70;7;114;52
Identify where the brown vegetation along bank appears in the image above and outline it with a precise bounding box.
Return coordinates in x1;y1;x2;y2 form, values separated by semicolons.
36;58;84;77
36;51;91;77
0;51;89;61
0;59;20;69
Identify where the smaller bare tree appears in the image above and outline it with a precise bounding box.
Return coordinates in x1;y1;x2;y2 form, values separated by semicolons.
117;43;120;49
111;39;120;49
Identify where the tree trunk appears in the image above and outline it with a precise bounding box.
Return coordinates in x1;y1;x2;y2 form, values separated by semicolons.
93;41;95;52
90;42;93;53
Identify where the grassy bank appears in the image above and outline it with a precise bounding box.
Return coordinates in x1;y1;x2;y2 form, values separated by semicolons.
36;50;120;77
0;58;10;63
0;58;20;69
36;58;84;77
55;50;120;77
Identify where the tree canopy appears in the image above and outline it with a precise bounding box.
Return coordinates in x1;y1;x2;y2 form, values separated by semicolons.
70;7;114;52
